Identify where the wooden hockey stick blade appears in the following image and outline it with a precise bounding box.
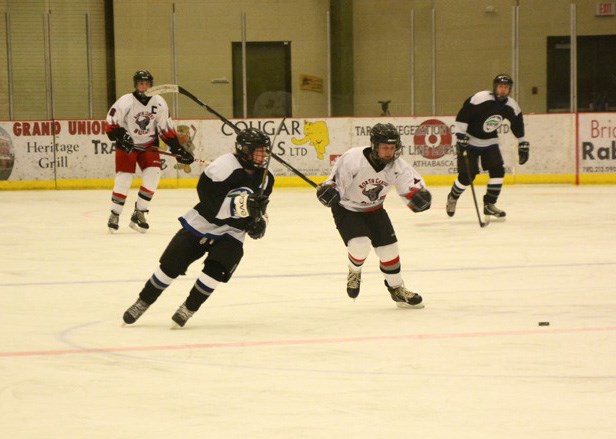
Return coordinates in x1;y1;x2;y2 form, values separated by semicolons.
145;84;179;96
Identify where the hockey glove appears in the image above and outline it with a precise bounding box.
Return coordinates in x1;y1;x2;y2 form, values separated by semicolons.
406;187;432;213
232;193;269;218
518;141;530;165
116;131;136;153
316;183;340;207
455;133;469;155
246;216;267;240
175;148;195;165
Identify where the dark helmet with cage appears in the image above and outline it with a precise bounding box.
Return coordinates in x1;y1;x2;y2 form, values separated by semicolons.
133;70;154;88
369;123;402;165
492;74;513;102
235;128;272;170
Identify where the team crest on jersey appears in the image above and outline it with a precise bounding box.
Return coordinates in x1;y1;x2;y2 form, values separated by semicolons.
483;115;503;133
133;111;154;135
361;183;386;202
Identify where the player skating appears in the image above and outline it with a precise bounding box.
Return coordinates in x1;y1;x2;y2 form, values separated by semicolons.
122;128;273;327
446;74;529;220
316;123;431;308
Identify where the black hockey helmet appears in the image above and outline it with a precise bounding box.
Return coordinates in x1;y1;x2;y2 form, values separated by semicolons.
369;123;402;165
235;128;272;170
493;74;513;102
133;70;154;88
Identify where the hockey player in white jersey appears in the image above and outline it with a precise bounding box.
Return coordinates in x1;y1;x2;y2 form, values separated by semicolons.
104;70;194;234
446;74;530;220
316;123;431;308
122;128;273;327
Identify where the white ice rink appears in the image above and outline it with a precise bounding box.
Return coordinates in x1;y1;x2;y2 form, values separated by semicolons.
1;184;616;438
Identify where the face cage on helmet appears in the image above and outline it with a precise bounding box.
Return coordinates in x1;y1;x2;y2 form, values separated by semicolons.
236;144;271;170
370;141;403;165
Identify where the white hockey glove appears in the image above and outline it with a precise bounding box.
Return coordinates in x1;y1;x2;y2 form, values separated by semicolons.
232;193;270;218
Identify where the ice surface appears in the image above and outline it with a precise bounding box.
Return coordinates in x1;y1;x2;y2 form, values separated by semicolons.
1;185;615;438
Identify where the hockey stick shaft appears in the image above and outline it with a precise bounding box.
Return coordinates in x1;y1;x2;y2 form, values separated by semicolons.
462;150;487;228
259;117;286;196
133;145;211;166
146;85;316;186
146;84;241;134
271;153;318;188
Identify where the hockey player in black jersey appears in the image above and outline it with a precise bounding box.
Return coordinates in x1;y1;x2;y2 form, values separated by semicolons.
122;128;274;327
446;74;530;220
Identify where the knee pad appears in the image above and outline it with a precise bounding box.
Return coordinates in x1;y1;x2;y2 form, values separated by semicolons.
202;259;239;283
347;236;372;260
202;237;244;282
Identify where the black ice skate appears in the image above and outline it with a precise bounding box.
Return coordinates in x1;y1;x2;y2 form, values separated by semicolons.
123;298;150;324
446;193;458;217
129;203;149;233
385;281;424;309
108;211;119;233
483;203;506;220
347;269;361;299
171;302;195;328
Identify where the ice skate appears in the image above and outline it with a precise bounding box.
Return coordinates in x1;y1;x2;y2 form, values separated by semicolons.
123;298;150;324
108;211;119;233
347;269;361;299
385;281;424;309
446;193;458;217
171;302;195;328
483;203;506;221
129;203;149;233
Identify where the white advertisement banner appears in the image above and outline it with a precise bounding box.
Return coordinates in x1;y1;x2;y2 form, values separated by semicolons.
0;113;612;186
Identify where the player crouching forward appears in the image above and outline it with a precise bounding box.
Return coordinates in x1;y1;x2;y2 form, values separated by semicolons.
316;123;431;308
122;128;274;327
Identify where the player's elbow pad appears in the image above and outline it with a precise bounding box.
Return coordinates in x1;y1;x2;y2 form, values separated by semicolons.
407;188;432;213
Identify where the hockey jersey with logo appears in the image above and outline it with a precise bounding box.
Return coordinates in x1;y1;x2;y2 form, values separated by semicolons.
105;92;177;148
179;153;275;242
455;91;526;147
325;147;427;212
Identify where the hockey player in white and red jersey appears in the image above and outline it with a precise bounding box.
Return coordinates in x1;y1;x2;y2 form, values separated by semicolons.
104;70;194;234
446;74;529;220
316;122;431;308
122;128;273;328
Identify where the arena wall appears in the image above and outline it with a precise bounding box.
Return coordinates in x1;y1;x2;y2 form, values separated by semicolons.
0;113;615;190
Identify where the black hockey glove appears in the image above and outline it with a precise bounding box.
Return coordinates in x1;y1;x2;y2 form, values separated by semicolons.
518;141;530;165
407;187;432;213
116;131;136;153
316;183;340;207
247;194;269;218
455;133;469;155
246;217;267;240
173;147;195;165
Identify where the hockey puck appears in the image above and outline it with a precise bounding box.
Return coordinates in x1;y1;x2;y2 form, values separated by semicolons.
538;322;550;326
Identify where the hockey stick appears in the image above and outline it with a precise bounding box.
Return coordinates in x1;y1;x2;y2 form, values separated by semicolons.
259;117;286;196
146;85;320;188
146;84;241;135
462;150;488;228
271;153;318;188
133;146;211;167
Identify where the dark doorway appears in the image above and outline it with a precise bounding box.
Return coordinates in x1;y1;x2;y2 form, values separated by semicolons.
232;41;292;118
547;35;616;112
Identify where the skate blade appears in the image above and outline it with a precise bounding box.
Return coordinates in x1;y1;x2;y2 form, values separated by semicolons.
396;302;425;309
129;222;148;234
